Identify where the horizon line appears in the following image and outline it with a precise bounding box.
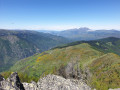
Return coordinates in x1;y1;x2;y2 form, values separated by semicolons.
0;27;120;31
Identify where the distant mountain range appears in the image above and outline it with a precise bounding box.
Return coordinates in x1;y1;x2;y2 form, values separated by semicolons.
37;27;120;41
0;29;69;72
4;37;120;90
1;28;120;89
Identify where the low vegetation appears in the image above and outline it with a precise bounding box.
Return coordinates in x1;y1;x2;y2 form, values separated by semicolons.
0;29;69;72
1;37;120;89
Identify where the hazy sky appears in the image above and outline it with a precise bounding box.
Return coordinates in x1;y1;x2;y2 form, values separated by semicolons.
0;0;120;30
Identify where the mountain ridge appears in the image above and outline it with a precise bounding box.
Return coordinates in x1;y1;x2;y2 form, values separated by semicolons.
53;37;120;55
2;37;120;89
0;29;69;72
37;28;120;41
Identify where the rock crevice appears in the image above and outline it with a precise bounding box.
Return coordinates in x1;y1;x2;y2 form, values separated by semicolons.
0;72;25;90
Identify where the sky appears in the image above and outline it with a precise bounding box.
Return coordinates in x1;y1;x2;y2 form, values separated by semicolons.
0;0;120;30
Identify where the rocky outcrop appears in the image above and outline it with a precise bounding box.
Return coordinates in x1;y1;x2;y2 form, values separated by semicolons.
0;72;25;90
37;74;91;90
23;74;91;90
0;72;91;90
23;81;38;90
1;72;119;90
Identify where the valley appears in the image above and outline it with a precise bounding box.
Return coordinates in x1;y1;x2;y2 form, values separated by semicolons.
1;37;120;90
1;0;120;89
0;29;69;72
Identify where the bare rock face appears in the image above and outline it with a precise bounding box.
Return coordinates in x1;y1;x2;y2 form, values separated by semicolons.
0;72;120;90
0;72;25;90
37;74;91;90
0;74;5;90
23;81;38;90
0;72;91;90
23;74;91;90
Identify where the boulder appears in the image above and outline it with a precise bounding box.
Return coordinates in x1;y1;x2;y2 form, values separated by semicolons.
37;74;91;90
0;72;25;90
23;81;38;90
0;72;91;90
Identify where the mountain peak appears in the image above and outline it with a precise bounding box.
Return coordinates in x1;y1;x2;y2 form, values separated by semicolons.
64;27;90;33
78;27;90;31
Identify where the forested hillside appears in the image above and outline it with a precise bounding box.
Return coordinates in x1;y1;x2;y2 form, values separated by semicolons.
54;37;120;55
0;29;69;72
2;37;120;89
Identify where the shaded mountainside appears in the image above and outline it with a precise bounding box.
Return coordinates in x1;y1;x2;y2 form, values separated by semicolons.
39;28;120;41
2;38;120;89
0;29;69;72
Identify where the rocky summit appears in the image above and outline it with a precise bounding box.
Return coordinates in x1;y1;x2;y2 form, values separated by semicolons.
0;72;120;90
0;72;91;90
0;72;25;90
23;74;91;90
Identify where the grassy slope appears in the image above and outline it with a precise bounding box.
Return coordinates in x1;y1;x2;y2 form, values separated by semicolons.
0;30;69;72
53;37;120;55
89;53;120;90
3;43;102;81
1;41;120;89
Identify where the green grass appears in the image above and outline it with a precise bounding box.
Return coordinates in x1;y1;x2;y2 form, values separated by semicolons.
1;42;120;89
89;53;120;90
2;43;102;81
0;30;69;72
53;37;120;56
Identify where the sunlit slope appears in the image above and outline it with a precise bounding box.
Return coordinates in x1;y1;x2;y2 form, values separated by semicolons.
54;37;120;55
3;43;120;89
0;29;69;72
9;43;102;78
89;53;120;90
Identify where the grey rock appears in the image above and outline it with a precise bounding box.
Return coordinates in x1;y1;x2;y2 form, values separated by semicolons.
0;73;91;90
0;74;5;90
0;72;25;90
1;72;120;90
23;74;91;90
23;81;38;90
